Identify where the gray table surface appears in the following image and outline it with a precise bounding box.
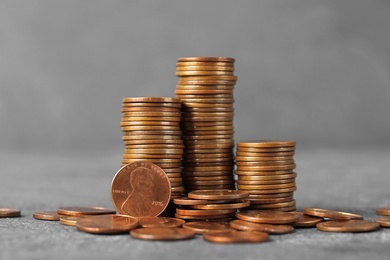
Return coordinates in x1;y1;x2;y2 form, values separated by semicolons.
1;146;390;260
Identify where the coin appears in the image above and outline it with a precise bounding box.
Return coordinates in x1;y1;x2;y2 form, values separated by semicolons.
236;151;295;157
237;182;296;190
303;208;363;220
376;207;390;216
235;156;294;161
203;230;269;244
237;147;295;152
57;207;116;216
122;97;180;103
175;213;235;221
177;57;235;62
60;216;81;226
291;212;323;228
249;196;295;205
237;140;296;147
110;162;171;217
176;65;234;71
190;200;250;210
316;220;380;232
236;211;299;224
237;164;296;171
237;179;295;185
248;201;296;210
183;221;231;234
122;102;181;108
243;187;297;194
0;208;21;218
176;61;234;66
33;211;61;221
230;219;294;234
188;190;249;200
235;160;295;166
130;227;196;240
173;197;234;206
236;173;297;180
375;217;390;227
176;208;236;216
137;216;185;228
76;214;139;234
248;192;294;199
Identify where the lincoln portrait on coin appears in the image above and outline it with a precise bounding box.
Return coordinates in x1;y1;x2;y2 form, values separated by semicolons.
121;167;155;216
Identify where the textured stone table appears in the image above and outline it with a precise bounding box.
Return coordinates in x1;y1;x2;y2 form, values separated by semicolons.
1;147;389;260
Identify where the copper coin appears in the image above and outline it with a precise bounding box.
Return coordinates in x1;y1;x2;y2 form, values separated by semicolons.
375;217;390;227
178;75;237;81
237;140;296;148
237;179;295;185
188;190;249;200
248;192;294;199
183;180;235;186
236;211;299;224
182;107;234;112
183;166;233;172
291;212;323;228
122;134;182;140
33;211;61;221
236;151;295;157
190;200;250;210
203;230;269;244
111;162;171;217
57;207;116;216
176;85;234;90
124;144;184;149
236;160;295;166
237;182;296;190
130;227;195;240
175;213;235;220
173;197;235;206
230;219;294;234
237;164;296;171
176;65;234;71
123;154;182;160
181;102;234;108
236;173;297;180
242;187;297;194
122;101;180;107
123;148;183;154
303;208;363;220
183;221;231;234
123;140;183;146
60;216;81;226
121;125;181;131
182;176;232;181
248;201;296;210
237;147;295;152
235;156;294;161
176;61;234;66
121;116;181;122
122;97;180;103
177;57;235;62
76;214;139;234
0;208;21;218
249;196;294;205
137;216;185;228
254;206;297;212
185;185;234;191
121;130;182;136
176;208;236;217
376;207;390;216
121;106;179;112
316;220;380;232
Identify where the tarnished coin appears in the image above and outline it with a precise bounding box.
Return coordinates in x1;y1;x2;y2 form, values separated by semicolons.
130;227;196;240
375;217;390;227
33;211;61;221
110;162;171;217
303;208;363;220
0;208;21;218
376;207;390;216
316;220;380;232
188;190;249;200
183;221;231;234
230;219;294;234
236;211;299;224
137;217;185;228
76;214;139;234
291;212;323;227
203;230;269;244
57;207;116;216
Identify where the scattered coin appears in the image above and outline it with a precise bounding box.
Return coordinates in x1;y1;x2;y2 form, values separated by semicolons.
0;208;21;218
230;219;294;234
203;230;269;244
137;216;185;228
130;227;196;240
236;211;299;224
76;214;139;234
316;220;380;232
291;212;323;228
183;221;231;234
303;208;363;220
57;207;116;216
33;211;61;221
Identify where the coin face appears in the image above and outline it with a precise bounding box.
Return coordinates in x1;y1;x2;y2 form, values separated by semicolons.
33;211;61;221
130;227;196;240
203;230;269;243
316;220;380;232
76;214;139;234
110;162;171;217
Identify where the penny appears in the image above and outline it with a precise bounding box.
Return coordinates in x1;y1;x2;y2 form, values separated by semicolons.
122;97;180;103
182;175;232;181
258;206;297;212
182;107;234;112
375;217;390;227
183;166;233;172
121;130;182;136
176;85;234;90
188;190;248;200
190;200;250;210
291;212;323;227
185;185;234;191
183;221;231;234
176;89;233;95
123;148;183;154
121;125;181;131
121;106;179;112
183;180;234;186
124;144;184;149
57;207;116;216
176;61;234;67
176;208;236;217
249;196;295;205
173;197;234;206
120;120;179;126
237;141;295;148
237;164;296;171
60;216;81;226
203;230;269;244
243;187;297;194
303;208;363;220
122;134;182;140
121;111;181;117
122;116;181;122
236;173;297;180
249;201;296;210
122;103;181;108
236;151;295;157
0;208;21;218
176;65;234;71
175;213;235;221
131;227;196;240
181;102;234;108
237;179;295;185
177;57;235;63
33;211;61;221
236;211;299;224
237;182;296;190
110;162;171;217
236;160;295;166
235;156;294;161
178;75;237;81
316;220;380;232
137;216;185;228
76;214;139;234
248;192;294;199
237;147;295;152
376;207;390;216
230;219;294;234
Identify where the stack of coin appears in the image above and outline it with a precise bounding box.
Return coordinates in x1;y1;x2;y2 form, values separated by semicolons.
234;140;297;211
120;97;185;208
175;57;237;192
173;189;249;221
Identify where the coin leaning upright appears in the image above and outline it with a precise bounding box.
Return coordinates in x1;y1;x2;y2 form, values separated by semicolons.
110;161;171;217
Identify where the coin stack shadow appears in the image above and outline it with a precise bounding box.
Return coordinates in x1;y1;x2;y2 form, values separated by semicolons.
120;97;185;216
234;141;297;211
174;57;237;193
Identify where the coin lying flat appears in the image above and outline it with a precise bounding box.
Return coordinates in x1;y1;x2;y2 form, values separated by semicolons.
188;190;248;200
60;216;82;226
230;219;294;234
236;211;299;224
291;212;323;227
183;221;232;234
376;207;390;216
33;211;61;221
111;162;171;217
203;230;269;244
0;208;21;218
375;217;390;227
303;208;363;220
137;217;185;228
130;227;196;240
57;207;116;216
76;214;139;234
316;220;380;232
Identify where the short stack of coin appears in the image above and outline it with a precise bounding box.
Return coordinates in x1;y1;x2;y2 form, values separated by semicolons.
173;189;249;221
175;57;237;192
120;97;185;210
234;140;297;211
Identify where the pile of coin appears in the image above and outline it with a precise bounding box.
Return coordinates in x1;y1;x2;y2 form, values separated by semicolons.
120;97;185;215
173;189;249;221
234;140;297;211
175;57;237;192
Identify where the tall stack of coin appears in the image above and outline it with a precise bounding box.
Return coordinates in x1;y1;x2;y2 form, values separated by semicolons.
175;57;237;192
120;97;185;215
234;140;297;211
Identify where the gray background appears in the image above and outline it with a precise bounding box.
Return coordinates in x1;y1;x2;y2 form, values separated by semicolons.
1;1;390;259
